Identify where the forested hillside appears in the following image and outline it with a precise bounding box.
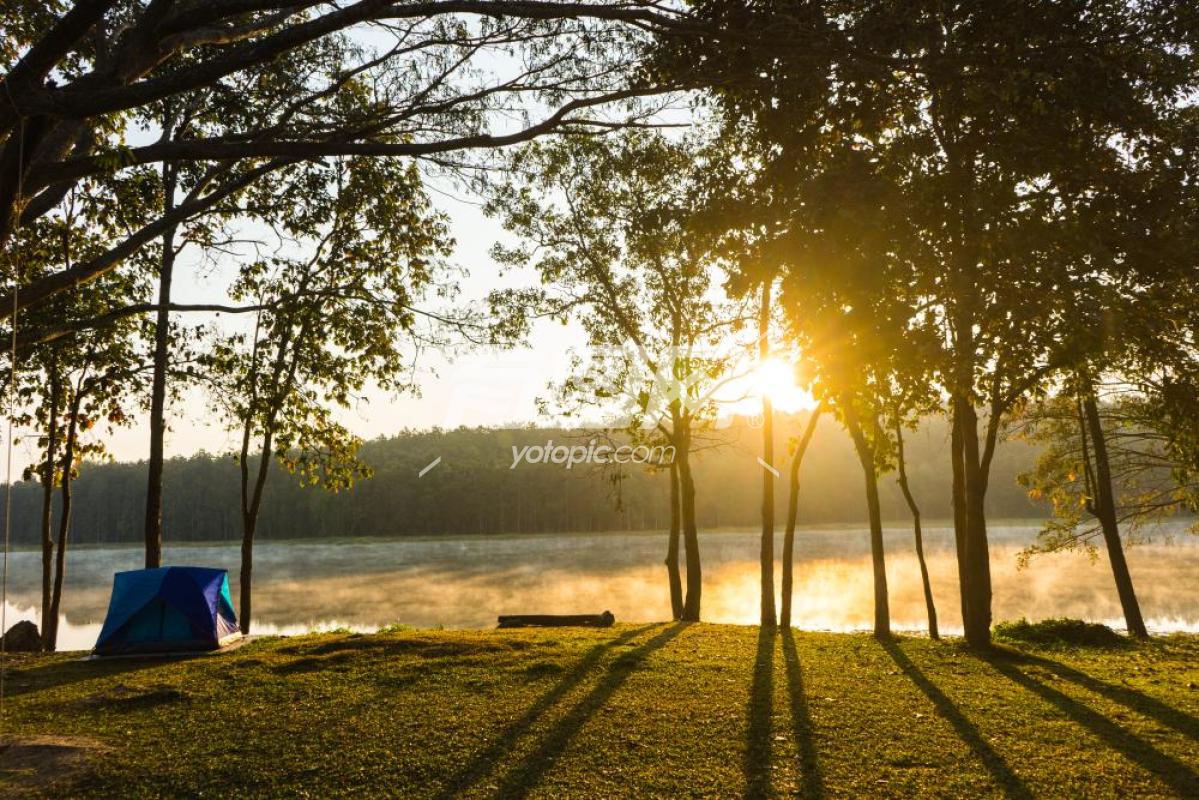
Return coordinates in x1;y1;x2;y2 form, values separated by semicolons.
8;413;1043;545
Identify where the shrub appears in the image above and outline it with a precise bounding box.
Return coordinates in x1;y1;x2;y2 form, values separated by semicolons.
993;618;1129;648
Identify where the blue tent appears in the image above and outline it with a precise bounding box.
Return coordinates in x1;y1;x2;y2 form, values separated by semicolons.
94;567;240;655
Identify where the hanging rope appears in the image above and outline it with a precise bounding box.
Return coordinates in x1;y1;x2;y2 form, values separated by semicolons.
0;109;25;730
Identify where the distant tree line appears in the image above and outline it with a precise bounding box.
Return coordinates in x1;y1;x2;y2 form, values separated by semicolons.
6;413;1043;546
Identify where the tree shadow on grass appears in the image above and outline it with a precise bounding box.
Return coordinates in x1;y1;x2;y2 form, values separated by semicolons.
3;654;184;698
781;630;823;800
489;622;686;800
744;626;775;800
1007;651;1199;744
988;656;1199;797
881;640;1034;800
432;624;657;800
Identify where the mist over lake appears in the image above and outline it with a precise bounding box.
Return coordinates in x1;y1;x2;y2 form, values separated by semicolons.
8;521;1196;652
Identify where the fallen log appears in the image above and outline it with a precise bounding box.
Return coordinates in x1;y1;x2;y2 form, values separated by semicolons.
497;611;616;629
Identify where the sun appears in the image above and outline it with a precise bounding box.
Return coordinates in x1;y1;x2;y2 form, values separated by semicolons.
752;358;816;412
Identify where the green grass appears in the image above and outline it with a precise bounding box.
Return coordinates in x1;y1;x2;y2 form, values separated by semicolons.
2;624;1199;798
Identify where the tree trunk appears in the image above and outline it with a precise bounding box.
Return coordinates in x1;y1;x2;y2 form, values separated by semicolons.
954;396;993;648
666;459;683;620
949;402;970;630
944;140;993;647
143;162;177;570
781;404;824;628
843;403;889;638
237;306;305;636
239;428;275;636
758;279;777;627
45;389;81;652
677;428;702;622
240;515;256;636
1080;392;1148;639
39;359;60;649
895;424;938;640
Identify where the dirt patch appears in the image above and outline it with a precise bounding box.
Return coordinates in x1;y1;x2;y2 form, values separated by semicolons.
0;735;107;798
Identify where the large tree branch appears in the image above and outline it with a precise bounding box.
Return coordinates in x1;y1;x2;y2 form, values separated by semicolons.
159;6;323;52
19;124;97;223
158;1;321;36
0;158;291;322
30;86;668;189
17;302;272;350
13;1;690;123
0;0;119;107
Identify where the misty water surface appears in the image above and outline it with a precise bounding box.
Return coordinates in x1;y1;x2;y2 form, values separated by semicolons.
5;521;1198;650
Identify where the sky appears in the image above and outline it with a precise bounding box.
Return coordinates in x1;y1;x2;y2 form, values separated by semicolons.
52;25;634;466
9;24;812;468
71;177;814;466
85;186;591;465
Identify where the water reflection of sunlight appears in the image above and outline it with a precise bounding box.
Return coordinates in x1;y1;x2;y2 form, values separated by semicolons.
3;600;379;653
9;525;1199;651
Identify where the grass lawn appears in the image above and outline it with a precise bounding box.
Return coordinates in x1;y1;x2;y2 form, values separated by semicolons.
1;624;1198;798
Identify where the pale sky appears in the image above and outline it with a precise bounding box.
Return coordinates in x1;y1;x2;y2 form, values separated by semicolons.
48;170;821;467
8;164;814;471
68;178;812;466
10;71;800;468
18;28;772;467
84;185;590;465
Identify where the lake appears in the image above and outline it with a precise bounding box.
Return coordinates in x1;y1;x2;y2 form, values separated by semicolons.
5;521;1198;651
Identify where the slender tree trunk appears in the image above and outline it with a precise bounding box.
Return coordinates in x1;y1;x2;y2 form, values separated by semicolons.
843;403;889;638
781;404;824;628
954;395;993;647
895;424;938;640
950;402;970;632
945;133;993;647
239;431;273;636
144;162;177;570
239;514;257;636
237;312;265;636
237;304;311;635
666;459;683;620
758;280;776;627
46;388;81;652
677;425;702;622
39;359;60;648
1080;391;1148;639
